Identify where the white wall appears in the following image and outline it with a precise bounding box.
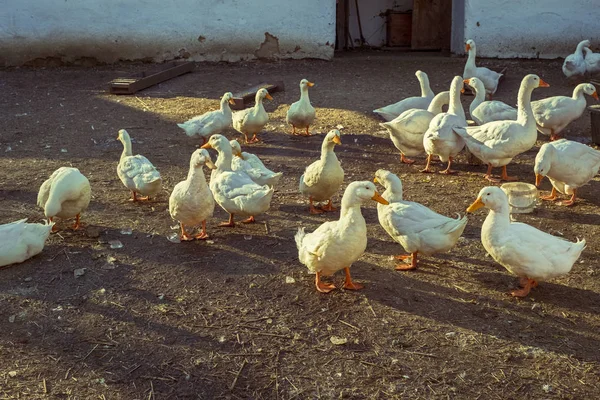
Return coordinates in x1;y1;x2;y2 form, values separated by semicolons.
0;0;336;66
456;0;600;58
348;0;413;47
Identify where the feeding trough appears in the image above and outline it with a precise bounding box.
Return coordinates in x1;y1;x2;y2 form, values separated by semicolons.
501;182;538;214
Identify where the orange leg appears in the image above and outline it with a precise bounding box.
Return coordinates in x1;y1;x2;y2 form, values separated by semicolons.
180;223;194;241
130;191;150;201
540;187;558;201
49;217;59;233
500;165;517;181
400;153;415;164
315;272;336;293
195;221;209;240
559;190;577;206
72;214;81;230
309;197;324;214
220;213;236;227
250;134;260;143
549;129;558;141
395;252;418;271
439;157;455;175
342;267;364;290
484;164;500;182
244;133;252;144
320;199;337;212
242;216;256;224
420;154;433;173
291;125;297;135
511;278;538;297
304;126;312;136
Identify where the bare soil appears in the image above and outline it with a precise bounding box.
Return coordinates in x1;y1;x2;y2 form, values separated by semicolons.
1;51;599;399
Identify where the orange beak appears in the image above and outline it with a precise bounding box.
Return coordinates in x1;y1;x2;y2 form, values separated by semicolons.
228;98;236;105
373;177;379;184
460;87;465;94
200;143;212;149
265;93;273;100
466;197;485;213
465;43;471;52
307;81;315;87
332;135;342;145
538;78;550;88
371;191;389;205
463;79;470;85
535;174;544;187
593;91;599;101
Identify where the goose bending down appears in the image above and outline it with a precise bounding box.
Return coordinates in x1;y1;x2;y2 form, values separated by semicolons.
295;181;389;293
37;167;91;231
229;140;282;187
531;83;598;141
373;70;435;121
453;74;549;182
422;76;467;174
584;47;600;75
117;129;162;201
562;40;590;79
169;149;216;241
286;79;316;136
465;77;517;125
463;40;503;98
232;88;272;144
375;170;467;270
202;134;273;226
467;186;585;297
0;219;54;267
534;139;600;206
177;92;235;145
299;129;344;214
380;91;450;164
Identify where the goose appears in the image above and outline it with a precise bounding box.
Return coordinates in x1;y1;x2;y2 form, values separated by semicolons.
37;167;91;231
467;186;585;297
380;91;450;164
116;129;162;201
422;76;467;174
534;139;600;206
229;140;282;187
299;129;344;214
202;134;273;226
177;92;235;145
0;219;54;267
583;47;600;75
562;40;590;79
169;149;216;241
232;88;272;143
295;181;389;293
453;74;549;181
464;77;517;125
286;79;316;136
375;170;467;270
531;83;598;140
463;39;503;98
373;70;435;122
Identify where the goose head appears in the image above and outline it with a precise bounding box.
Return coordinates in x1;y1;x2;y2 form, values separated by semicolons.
521;74;550;90
117;128;131;143
534;143;555;186
464;77;485;95
229;139;243;158
300;79;315;90
222;92;235;105
466;186;507;213
190;148;216;170
374;169;403;195
582;83;599;100
256;88;273;102
465;39;476;53
325;129;342;146
345;181;389;206
201;134;231;153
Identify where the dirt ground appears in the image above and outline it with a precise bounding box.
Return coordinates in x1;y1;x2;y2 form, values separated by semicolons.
1;51;600;399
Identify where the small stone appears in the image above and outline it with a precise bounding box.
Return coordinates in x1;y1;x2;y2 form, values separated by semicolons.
74;268;86;278
244;235;252;241
86;226;101;238
8;315;16;323
542;384;552;393
120;228;132;235
8;371;17;378
336;124;344;130
445;331;457;338
108;240;123;249
166;233;181;243
23;277;32;282
107;256;117;264
285;276;296;284
61;148;68;153
330;336;348;345
52;305;63;312
158;294;165;300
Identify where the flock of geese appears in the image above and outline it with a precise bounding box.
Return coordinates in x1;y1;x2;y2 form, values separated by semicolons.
2;39;600;298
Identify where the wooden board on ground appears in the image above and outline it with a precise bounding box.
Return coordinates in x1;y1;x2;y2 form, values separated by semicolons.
109;62;195;95
231;81;285;110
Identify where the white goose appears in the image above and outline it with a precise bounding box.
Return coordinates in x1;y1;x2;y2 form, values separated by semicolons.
202;134;273;226
169;149;216;241
454;74;549;181
463;39;503;98
37;167;91;231
229;140;282;187
465;77;517;125
422;76;467;174
116;129;162;201
373;70;435;122
0;219;54;267
375;170;467;270
380;91;450;164
286;79;316;136
177;92;235;145
467;186;585;297
583;46;600;75
531;83;598;140
232;88;272;143
562;40;590;79
295;181;389;293
535;139;600;206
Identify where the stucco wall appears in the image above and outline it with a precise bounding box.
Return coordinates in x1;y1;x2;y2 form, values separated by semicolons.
456;0;600;58
0;0;336;66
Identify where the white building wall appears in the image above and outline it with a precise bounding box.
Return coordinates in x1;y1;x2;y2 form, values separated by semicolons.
456;0;600;58
0;0;336;66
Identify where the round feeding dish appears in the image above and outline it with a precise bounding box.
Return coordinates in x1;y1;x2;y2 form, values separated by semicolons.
501;182;538;214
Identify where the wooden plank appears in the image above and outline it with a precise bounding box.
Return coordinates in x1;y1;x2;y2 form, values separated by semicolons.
411;0;452;51
109;62;194;94
230;81;285;110
336;0;348;50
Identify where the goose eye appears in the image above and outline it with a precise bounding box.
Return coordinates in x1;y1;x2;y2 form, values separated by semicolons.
486;193;490;196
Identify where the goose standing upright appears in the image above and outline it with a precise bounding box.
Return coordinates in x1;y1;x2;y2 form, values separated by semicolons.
454;74;549;181
463;39;503;98
562;40;590;79
422;76;467;174
286;79;316;136
373;71;435;121
177;92;235;145
116;129;162;201
0;219;54;267
465;77;517;125
583;46;600;75
232;88;272;144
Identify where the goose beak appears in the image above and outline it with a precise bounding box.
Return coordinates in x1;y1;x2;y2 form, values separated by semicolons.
332;136;342;145
465;44;471;51
535;174;544;187
200;143;212;149
593;91;599;101
265;93;273;100
460;87;465;94
235;151;242;158
538;79;550;88
307;81;315;87
467;197;485;213
373;177;379;184
463;79;470;85
371;191;389;205
228;98;236;105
